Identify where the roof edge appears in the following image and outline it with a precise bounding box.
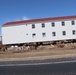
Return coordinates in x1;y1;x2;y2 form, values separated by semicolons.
3;15;76;26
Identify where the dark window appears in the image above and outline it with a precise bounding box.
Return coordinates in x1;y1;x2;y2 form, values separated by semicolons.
26;34;28;35
52;32;56;36
42;33;46;37
72;30;76;35
42;23;45;28
71;21;75;25
51;22;55;27
32;24;35;28
62;21;65;26
62;31;66;35
32;33;36;38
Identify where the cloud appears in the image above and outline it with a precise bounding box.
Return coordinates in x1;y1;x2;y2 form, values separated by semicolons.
14;16;29;21
22;16;29;20
2;16;30;24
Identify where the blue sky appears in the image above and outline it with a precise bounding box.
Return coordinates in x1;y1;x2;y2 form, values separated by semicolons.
0;0;76;35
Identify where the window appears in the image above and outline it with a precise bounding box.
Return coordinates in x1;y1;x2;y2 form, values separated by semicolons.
32;24;35;28
72;30;76;35
42;23;45;28
51;22;55;27
42;33;46;37
52;32;56;36
26;34;28;35
62;21;65;26
32;33;36;38
62;31;66;35
71;21;75;25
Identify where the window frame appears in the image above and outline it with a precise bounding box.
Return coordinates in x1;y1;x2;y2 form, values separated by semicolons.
62;21;65;26
72;30;76;35
51;22;55;27
71;21;75;25
52;32;56;36
62;31;66;36
42;33;46;37
32;24;35;29
42;23;45;28
32;33;36;38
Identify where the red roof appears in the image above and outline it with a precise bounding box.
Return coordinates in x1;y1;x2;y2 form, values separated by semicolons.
3;16;76;26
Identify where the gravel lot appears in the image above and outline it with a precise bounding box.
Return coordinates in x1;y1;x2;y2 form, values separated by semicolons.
0;45;76;61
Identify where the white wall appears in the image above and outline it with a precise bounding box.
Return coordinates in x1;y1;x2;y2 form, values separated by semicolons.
2;19;76;45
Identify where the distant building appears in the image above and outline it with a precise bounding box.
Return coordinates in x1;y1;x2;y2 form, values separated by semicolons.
2;16;76;45
0;36;2;45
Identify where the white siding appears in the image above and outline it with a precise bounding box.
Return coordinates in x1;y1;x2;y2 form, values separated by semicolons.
2;20;76;45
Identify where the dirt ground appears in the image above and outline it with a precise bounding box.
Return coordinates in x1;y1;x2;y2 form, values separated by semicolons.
0;45;76;61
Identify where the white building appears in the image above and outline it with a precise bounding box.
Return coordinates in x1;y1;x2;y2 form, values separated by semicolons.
2;16;76;45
